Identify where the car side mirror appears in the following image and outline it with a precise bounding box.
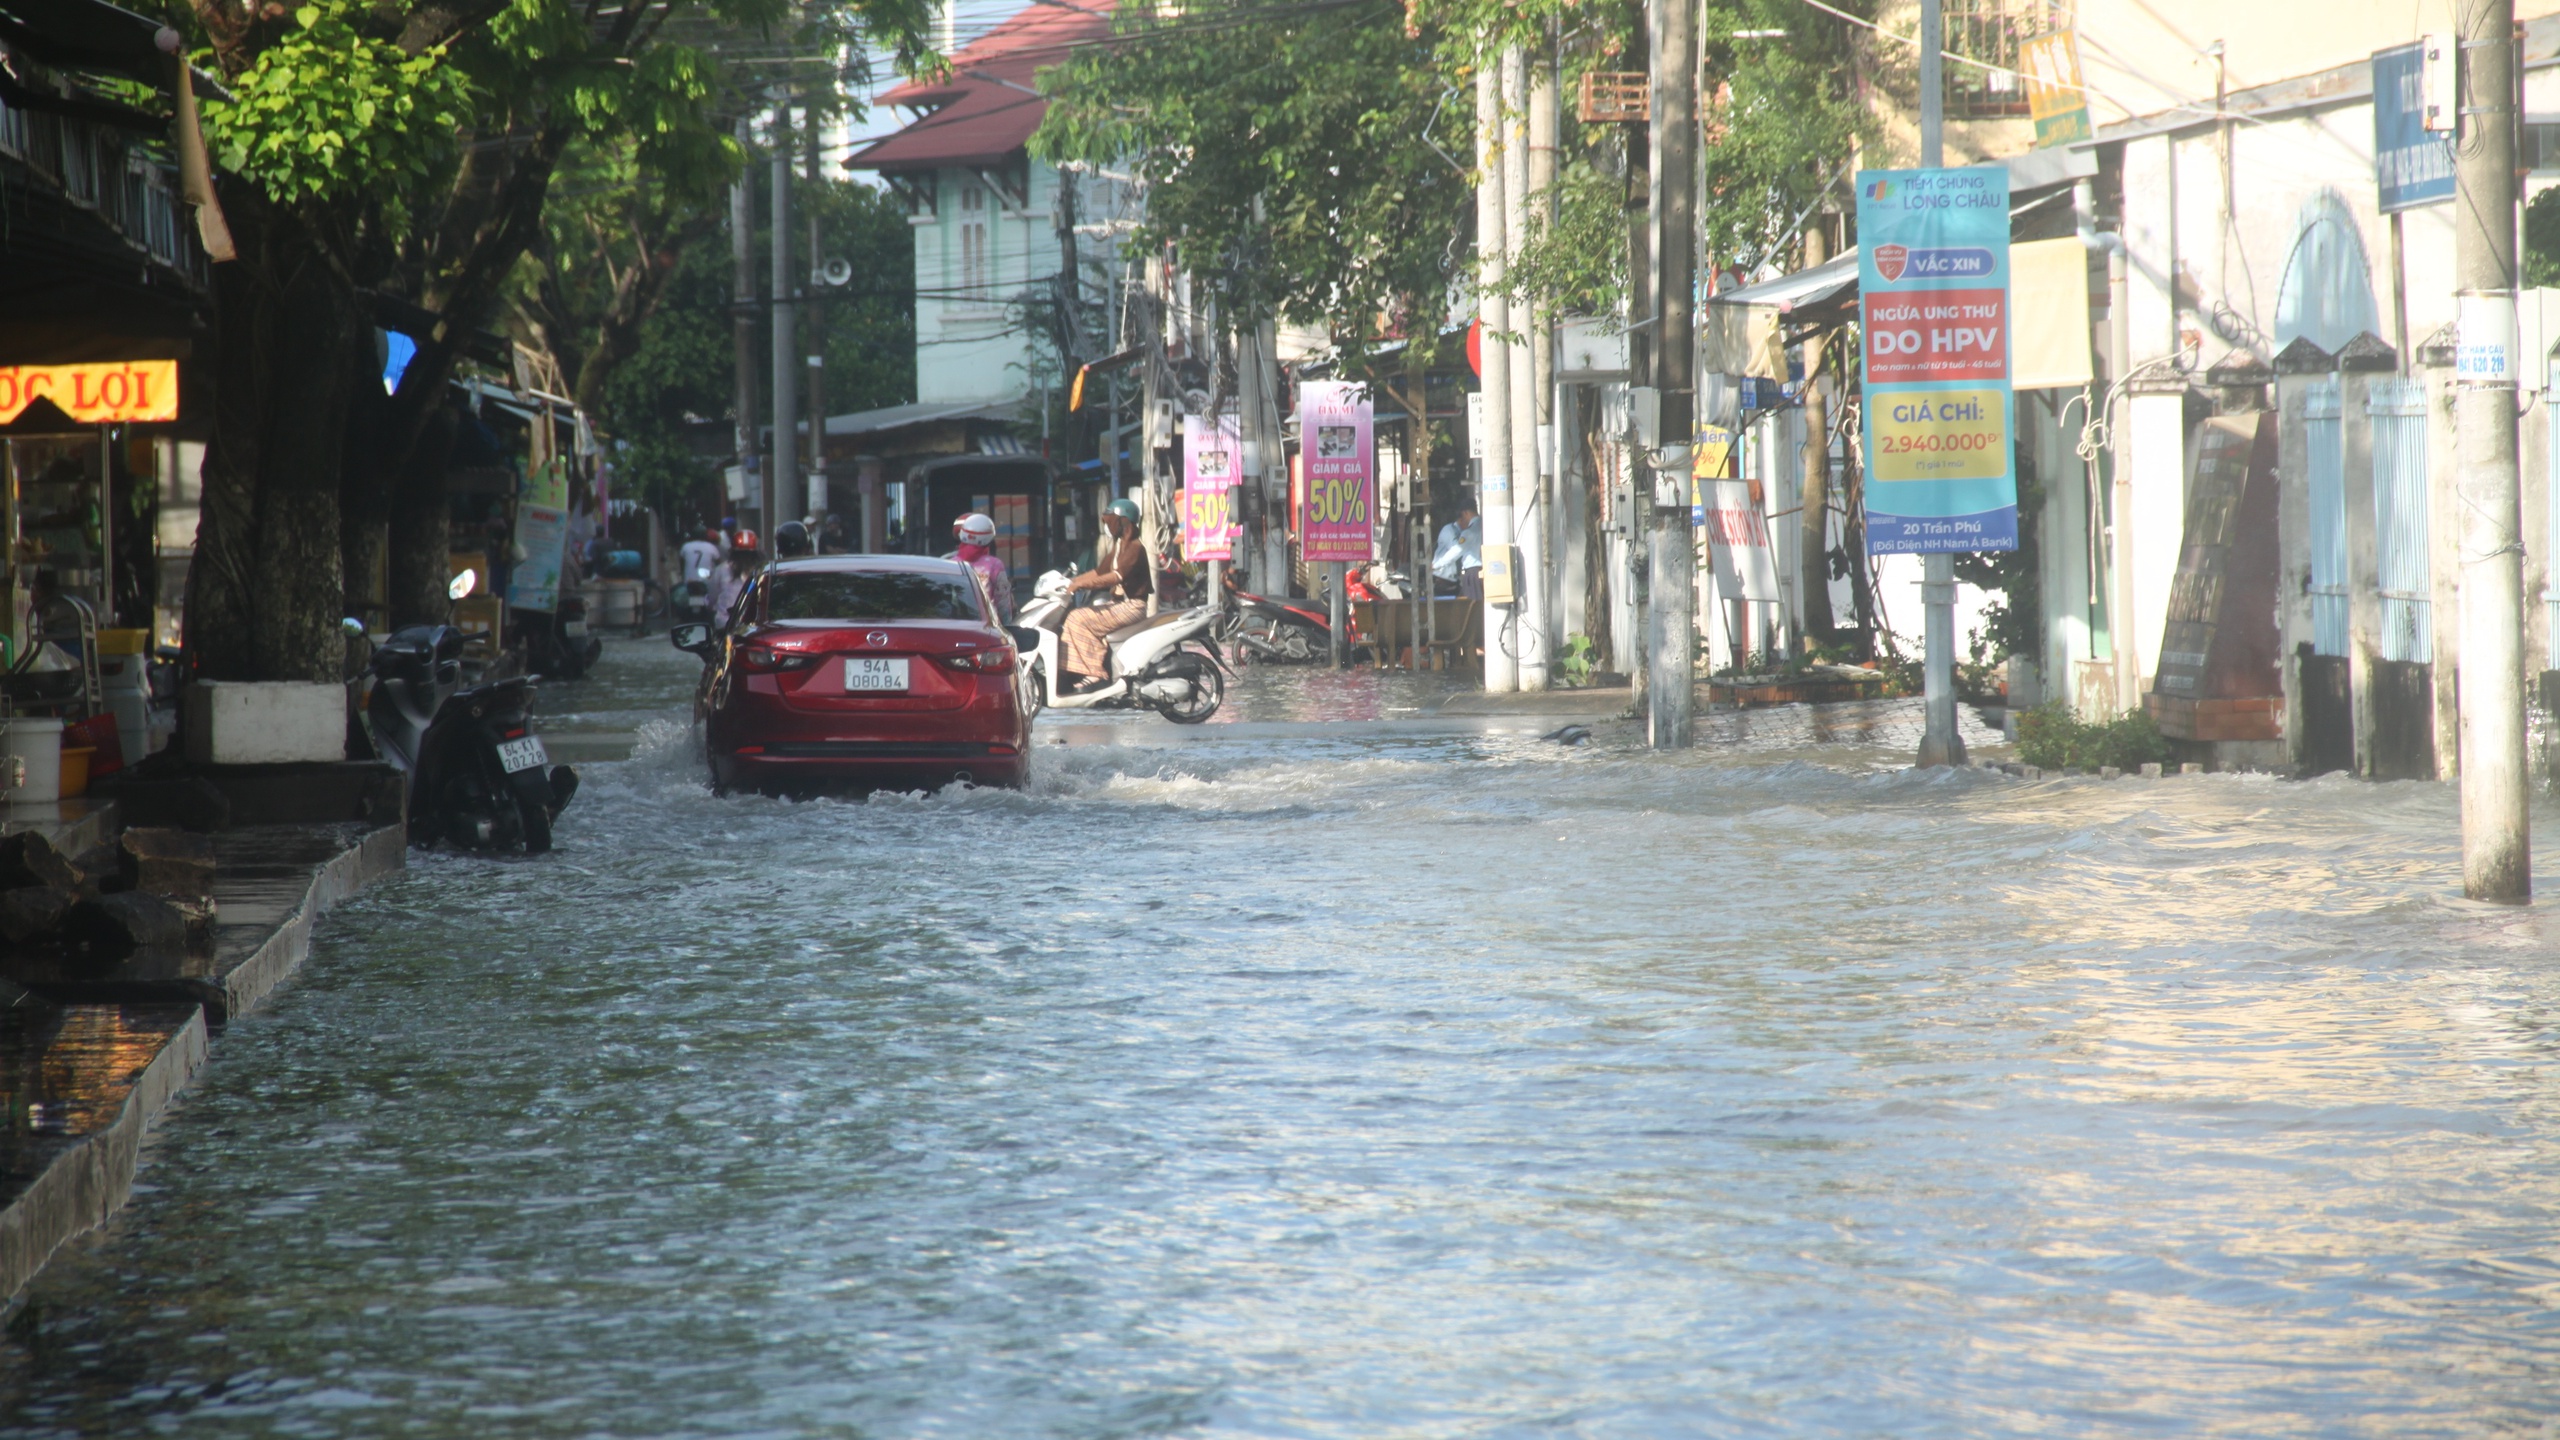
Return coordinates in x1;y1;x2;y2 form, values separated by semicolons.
1005;625;1041;652
670;622;714;655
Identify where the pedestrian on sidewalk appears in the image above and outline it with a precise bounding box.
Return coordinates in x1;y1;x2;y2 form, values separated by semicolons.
1062;499;1149;690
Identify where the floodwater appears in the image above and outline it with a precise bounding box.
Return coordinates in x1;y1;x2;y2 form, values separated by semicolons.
5;639;2560;1437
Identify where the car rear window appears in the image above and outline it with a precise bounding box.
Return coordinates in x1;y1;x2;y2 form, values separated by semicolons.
765;569;983;621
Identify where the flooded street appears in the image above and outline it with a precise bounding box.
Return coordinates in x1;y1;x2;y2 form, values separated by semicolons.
5;638;2560;1437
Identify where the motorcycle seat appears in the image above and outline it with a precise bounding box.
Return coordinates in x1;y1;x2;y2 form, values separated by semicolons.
1105;611;1191;644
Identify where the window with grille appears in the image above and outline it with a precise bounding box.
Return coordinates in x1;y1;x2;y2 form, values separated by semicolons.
958;181;989;297
1943;0;2071;120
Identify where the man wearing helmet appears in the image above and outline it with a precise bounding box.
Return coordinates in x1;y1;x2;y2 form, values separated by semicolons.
948;512;1012;622
773;520;814;559
1061;498;1150;691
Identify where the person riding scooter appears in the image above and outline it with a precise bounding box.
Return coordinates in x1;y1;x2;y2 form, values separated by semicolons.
773;520;813;559
1061;498;1148;693
947;512;1012;623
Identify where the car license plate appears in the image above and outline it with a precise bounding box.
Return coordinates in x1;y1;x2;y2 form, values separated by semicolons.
845;657;910;692
497;735;549;773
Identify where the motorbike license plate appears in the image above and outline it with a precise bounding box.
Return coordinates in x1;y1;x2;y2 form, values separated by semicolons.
497;735;549;773
844;657;910;692
564;620;589;636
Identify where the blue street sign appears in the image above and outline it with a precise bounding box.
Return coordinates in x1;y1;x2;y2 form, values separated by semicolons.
2374;42;2454;214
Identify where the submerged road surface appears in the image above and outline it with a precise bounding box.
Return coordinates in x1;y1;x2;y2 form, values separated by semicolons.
6;639;2560;1437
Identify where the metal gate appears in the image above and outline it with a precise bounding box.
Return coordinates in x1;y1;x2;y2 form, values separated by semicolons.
2305;379;2347;656
2367;378;2431;664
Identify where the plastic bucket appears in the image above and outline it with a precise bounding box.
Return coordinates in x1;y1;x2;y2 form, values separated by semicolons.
2;717;66;805
100;652;149;693
595;581;640;629
57;747;94;799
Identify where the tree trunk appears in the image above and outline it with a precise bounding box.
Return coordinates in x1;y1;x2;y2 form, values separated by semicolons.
184;191;358;684
377;121;571;616
387;402;458;629
341;339;392;628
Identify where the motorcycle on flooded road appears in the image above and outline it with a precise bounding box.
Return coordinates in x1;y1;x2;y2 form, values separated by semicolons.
1012;570;1230;723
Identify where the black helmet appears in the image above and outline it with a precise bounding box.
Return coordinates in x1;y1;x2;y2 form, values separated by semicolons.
774;520;812;557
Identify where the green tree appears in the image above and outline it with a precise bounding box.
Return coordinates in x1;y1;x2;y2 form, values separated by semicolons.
568;174;916;519
162;0;932;681
1032;0;1479;365
1698;0;1869;270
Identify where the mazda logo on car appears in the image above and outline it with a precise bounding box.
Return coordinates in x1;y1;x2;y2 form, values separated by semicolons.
865;631;890;647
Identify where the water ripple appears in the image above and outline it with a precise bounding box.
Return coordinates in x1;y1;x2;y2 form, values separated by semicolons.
2;640;2557;1437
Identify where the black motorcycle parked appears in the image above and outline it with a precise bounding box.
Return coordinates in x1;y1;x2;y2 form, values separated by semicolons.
366;624;578;852
523;593;604;679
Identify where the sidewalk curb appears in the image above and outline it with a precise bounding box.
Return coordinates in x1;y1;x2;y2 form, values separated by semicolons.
0;1008;207;1310
1431;687;1637;718
216;823;407;1021
0;821;405;1309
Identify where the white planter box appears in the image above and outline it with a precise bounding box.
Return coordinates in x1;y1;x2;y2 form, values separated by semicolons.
185;681;346;765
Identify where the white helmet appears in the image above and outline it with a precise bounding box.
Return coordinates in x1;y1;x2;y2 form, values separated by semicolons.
953;512;997;545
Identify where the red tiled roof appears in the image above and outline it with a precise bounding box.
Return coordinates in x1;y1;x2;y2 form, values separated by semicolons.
847;0;1113;172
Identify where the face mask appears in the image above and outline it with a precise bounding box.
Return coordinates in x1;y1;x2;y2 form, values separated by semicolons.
958;542;990;562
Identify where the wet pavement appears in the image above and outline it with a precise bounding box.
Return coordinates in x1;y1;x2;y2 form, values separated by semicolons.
3;637;2558;1436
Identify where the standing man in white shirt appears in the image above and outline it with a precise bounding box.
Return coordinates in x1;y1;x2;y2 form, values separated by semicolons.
1432;501;1482;600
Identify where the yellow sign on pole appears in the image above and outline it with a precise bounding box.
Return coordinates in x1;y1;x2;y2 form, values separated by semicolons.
0;362;179;424
2021;31;2093;148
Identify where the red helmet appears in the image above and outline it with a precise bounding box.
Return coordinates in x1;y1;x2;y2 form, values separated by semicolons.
732;529;759;552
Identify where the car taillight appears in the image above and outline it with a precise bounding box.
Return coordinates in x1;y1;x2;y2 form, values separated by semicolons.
741;646;817;671
939;648;1014;674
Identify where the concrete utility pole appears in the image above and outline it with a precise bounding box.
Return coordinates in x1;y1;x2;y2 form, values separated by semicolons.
769;103;800;530
1798;225;1835;640
1645;0;1698;747
2453;0;2533;901
1259;319;1286;598
731;117;760;531
804;120;827;540
1235;326;1262;595
1507;47;1550;690
1915;0;1965;767
1621;19;1653;700
1530;45;1565;653
1477;61;1518;692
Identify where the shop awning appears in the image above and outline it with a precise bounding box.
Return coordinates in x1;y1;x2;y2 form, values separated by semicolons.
823;397;1024;439
1702;249;1860;380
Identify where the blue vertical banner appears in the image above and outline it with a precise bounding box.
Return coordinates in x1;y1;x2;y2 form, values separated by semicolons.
2372;43;2454;213
1857;166;2018;554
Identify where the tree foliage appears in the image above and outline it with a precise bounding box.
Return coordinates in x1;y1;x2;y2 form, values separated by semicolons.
152;0;934;680
1699;0;1871;270
570;176;917;517
1033;0;1478;361
200;3;468;211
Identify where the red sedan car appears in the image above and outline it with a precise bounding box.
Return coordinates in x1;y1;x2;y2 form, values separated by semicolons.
675;554;1033;794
